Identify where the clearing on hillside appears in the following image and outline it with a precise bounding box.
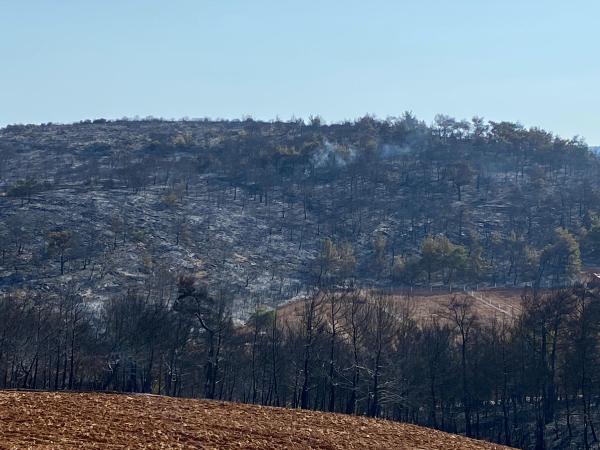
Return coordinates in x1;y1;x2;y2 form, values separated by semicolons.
0;391;512;449
277;287;526;324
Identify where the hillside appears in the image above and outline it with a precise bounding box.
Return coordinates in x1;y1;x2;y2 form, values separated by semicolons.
2;117;600;450
0;391;512;449
1;117;599;317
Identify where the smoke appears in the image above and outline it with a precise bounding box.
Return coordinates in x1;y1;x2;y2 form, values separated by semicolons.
311;141;413;168
311;140;357;168
380;144;412;159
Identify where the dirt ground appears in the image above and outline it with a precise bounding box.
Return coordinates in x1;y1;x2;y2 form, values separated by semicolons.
0;391;512;449
402;288;525;321
277;288;527;325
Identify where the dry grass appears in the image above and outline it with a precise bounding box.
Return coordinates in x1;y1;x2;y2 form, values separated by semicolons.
0;391;513;449
277;288;527;324
401;288;525;321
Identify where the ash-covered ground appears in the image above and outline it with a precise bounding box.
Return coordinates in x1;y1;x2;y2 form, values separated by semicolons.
1;118;598;318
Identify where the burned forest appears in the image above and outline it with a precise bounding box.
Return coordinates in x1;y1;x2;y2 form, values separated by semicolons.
1;115;600;449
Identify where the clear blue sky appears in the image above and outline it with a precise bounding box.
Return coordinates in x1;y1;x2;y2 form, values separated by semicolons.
1;0;599;143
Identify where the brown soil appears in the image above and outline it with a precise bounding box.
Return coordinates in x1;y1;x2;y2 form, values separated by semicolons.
0;391;513;449
401;288;525;321
278;288;527;324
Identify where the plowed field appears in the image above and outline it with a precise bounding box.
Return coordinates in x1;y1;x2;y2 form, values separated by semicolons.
0;391;512;449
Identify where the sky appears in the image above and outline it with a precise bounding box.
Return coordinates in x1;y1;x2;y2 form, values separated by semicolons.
1;0;599;143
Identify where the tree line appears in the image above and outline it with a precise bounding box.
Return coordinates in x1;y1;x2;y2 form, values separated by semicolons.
1;275;600;449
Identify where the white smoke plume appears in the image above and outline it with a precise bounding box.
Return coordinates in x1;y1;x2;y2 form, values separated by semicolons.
380;144;413;159
311;140;357;168
311;142;412;168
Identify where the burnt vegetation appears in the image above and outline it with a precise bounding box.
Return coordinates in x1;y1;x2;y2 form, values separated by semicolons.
1;114;600;449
